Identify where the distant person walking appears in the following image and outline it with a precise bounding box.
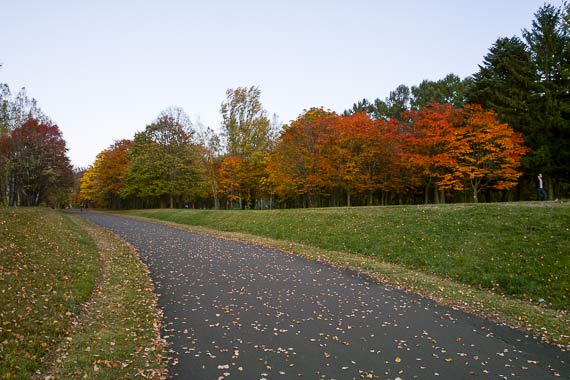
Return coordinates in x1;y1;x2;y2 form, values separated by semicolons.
536;173;548;201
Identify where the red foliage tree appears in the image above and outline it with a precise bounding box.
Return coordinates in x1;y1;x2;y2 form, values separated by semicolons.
400;102;464;203
8;118;73;206
319;113;401;206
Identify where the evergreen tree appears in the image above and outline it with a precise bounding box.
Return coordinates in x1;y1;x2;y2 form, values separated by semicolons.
522;3;570;194
467;3;570;197
466;37;535;140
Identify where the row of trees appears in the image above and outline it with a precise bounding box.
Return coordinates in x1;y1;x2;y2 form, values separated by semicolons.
79;88;274;209
266;104;527;207
0;84;73;207
80;107;208;209
1;3;564;209
79;2;569;209
80;90;527;209
343;2;569;198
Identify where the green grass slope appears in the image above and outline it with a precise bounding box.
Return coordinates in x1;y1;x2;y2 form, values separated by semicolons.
0;208;99;378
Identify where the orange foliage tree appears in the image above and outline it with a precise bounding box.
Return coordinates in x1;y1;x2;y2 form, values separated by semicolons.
217;156;243;208
438;105;529;202
400;103;464;203
319;113;401;206
267;109;403;206
266;108;337;207
80;139;132;208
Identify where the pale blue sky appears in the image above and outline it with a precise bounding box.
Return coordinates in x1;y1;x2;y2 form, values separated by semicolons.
1;0;553;167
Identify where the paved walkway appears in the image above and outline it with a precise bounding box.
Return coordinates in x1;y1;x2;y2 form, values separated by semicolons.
80;212;569;379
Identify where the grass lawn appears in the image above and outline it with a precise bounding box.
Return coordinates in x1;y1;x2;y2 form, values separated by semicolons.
0;208;165;380
124;202;570;346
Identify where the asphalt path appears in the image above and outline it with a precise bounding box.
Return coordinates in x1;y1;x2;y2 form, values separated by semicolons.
79;212;569;380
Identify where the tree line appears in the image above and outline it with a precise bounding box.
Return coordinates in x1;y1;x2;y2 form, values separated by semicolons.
79;88;530;209
2;3;568;209
80;3;569;209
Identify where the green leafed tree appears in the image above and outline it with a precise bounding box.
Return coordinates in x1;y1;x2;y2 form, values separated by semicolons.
343;85;411;121
411;73;469;109
196;122;222;209
220;86;272;208
373;84;411;121
522;3;570;195
122;107;206;208
467;3;570;198
220;86;271;158
466;37;535;145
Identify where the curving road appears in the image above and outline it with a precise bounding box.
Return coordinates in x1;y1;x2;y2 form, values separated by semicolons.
80;212;569;380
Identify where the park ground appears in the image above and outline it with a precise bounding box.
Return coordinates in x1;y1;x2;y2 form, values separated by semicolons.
0;201;569;379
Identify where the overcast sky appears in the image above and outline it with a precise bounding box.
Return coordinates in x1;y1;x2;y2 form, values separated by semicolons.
1;0;553;168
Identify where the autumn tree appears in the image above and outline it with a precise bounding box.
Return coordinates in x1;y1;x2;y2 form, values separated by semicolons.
220;86;272;208
318;113;403;206
0;84;54;206
466;36;537;201
217;156;243;208
7;118;73;206
79;166;98;207
400;103;464;204
268;109;404;207
438;105;529;202
122;108;206;208
79;140;132;208
266;108;337;207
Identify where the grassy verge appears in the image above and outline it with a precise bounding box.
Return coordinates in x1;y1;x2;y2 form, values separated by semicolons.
1;208;99;379
122;202;570;346
0;208;166;380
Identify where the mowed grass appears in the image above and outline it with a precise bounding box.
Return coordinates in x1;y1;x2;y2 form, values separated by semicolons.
0;208;99;379
125;202;569;311
0;208;165;380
